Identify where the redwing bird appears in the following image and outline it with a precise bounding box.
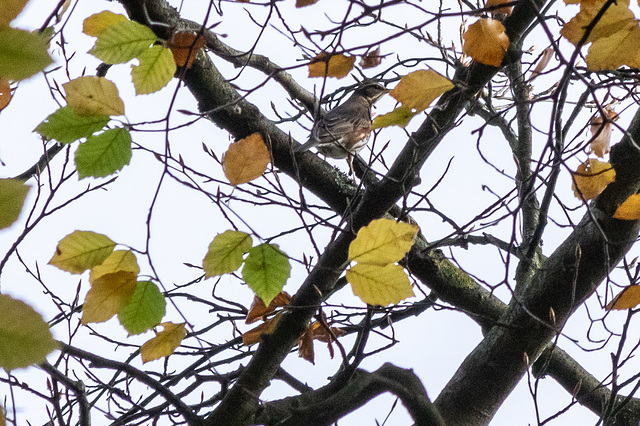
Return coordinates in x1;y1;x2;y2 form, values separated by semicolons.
297;82;388;173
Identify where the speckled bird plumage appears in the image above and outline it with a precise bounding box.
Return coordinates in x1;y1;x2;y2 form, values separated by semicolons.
297;82;388;172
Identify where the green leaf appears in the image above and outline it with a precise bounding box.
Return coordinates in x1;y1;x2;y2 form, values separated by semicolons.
242;243;291;306
49;230;116;274
203;230;252;277
132;45;176;95
118;281;166;335
372;106;416;129
0;294;58;370
0;27;52;80
35;106;109;144
90;20;157;64
75;127;132;178
0;179;30;229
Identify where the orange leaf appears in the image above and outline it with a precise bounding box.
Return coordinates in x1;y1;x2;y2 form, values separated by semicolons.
463;18;509;67
606;285;640;310
222;133;270;185
245;291;291;324
308;52;355;79
571;159;615;200
0;78;11;112
485;0;513;16
613;193;640;220
167;31;205;68
242;312;282;345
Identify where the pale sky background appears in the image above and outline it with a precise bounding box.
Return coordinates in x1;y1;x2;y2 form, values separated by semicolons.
1;0;639;425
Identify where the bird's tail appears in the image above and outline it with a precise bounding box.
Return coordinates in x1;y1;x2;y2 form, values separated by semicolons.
295;138;316;153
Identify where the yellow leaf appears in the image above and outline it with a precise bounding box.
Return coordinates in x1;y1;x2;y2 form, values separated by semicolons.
561;0;640;70
463;18;509;67
308;52;355;79
83;11;128;37
571;159;615;200
63;76;125;116
166;31;205;68
390;70;454;113
346;263;414;306
49;230;116;274
0;178;30;229
222;133;270;185
0;0;29;28
81;271;137;324
372;106;416;129
89;250;139;284
0;78;11;112
348;218;419;265
0;294;58;370
614;193;640;220
242;313;282;345
606;285;640;310
141;322;187;363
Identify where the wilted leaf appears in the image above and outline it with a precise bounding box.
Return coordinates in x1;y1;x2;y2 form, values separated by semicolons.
530;47;555;81
222;133;270;185
346;263;414;306
0;179;30;230
348;218;419;265
463;18;509;67
242;243;291;306
613;193;640;220
390;70;453;113
203;230;252;277
118;281;166;335
571;159;615;200
245;291;291;324
0;295;58;371
359;47;382;69
308;52;355;79
298;324;315;364
82;271;137;324
49;230;116;274
606;285;640;310
242;312;282;345
90;20;157;64
131;45;176;95
141;322;186;363
372;106;416;129
83;11;129;37
296;0;320;6
167;31;205;68
0;28;53;80
75;127;132;179
0;78;11;112
35;106;110;144
89;250;139;284
589;106;617;158
63;76;124;116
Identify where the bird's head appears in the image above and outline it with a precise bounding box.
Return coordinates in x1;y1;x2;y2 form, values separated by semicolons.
353;82;389;106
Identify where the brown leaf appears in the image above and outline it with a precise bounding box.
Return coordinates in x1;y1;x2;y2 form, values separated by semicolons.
485;0;513;16
463;18;509;67
242;312;282;345
530;47;554;81
589;106;618;158
167;31;206;69
298;324;315;364
245;291;291;324
359;47;382;69
296;0;320;6
0;78;12;112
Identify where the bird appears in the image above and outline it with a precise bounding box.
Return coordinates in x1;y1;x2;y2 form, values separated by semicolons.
297;82;388;174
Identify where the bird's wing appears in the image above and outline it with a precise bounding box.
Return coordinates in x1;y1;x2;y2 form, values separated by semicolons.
313;106;371;145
